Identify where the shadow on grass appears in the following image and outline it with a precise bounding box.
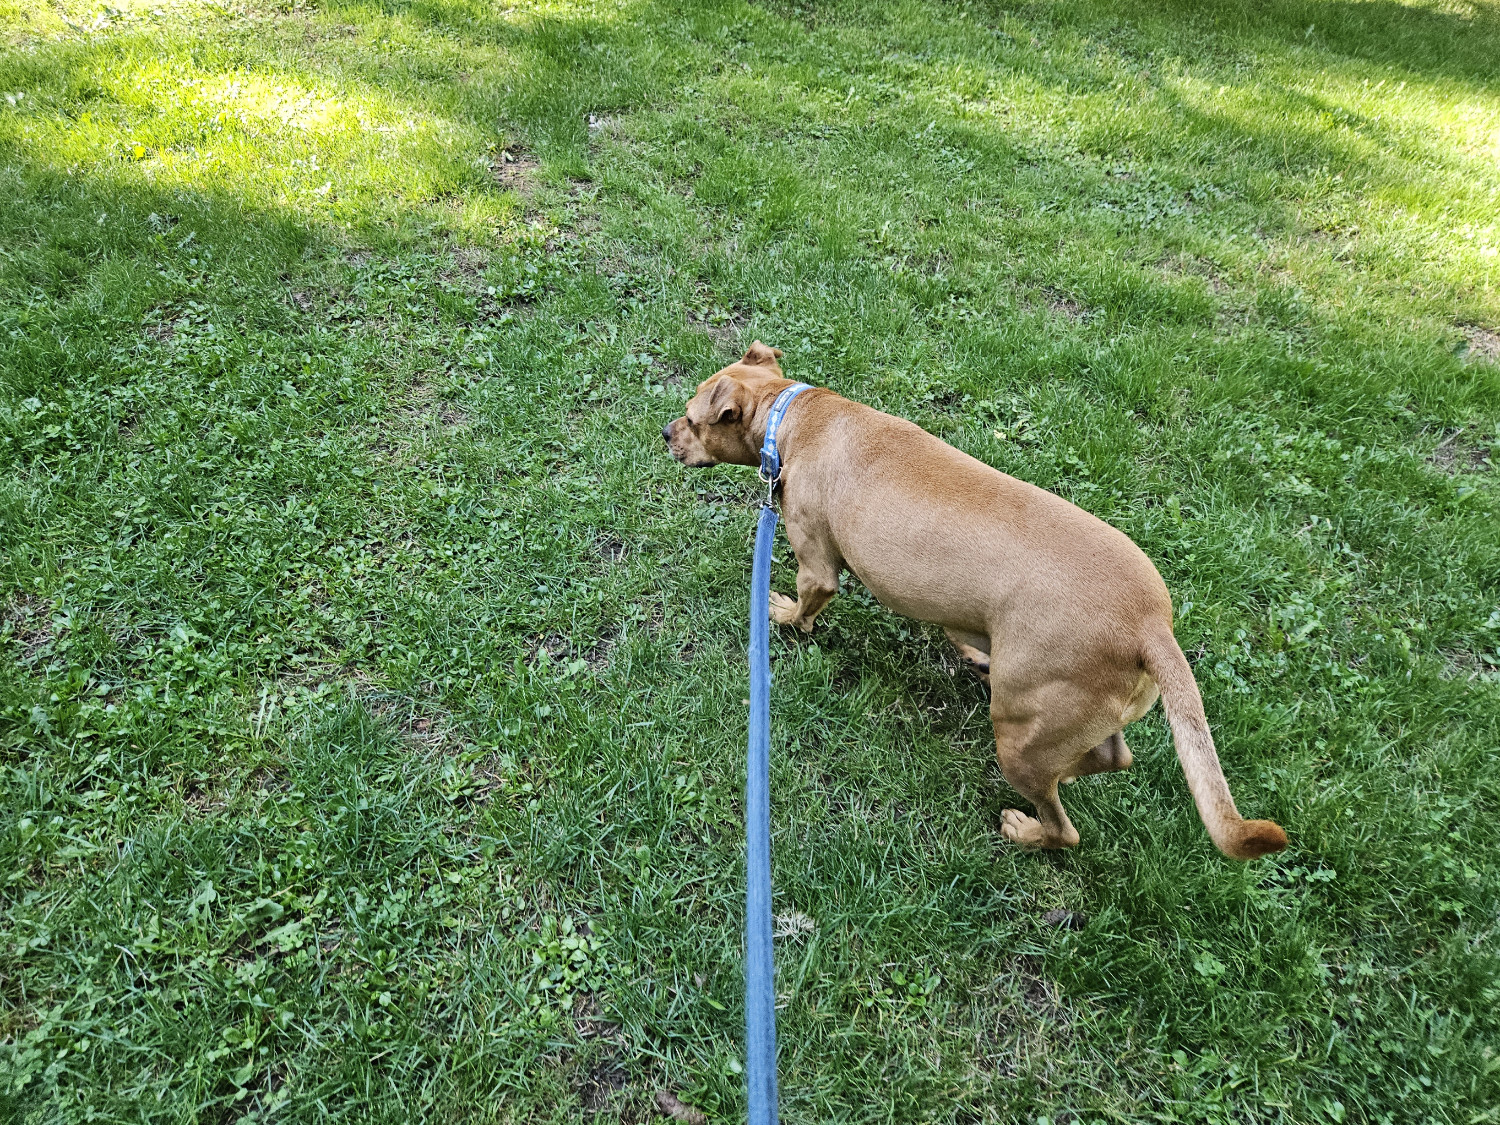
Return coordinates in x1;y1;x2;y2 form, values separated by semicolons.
1167;0;1500;85
769;0;1500;85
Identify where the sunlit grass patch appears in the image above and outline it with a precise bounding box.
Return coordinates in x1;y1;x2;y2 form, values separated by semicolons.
0;22;507;237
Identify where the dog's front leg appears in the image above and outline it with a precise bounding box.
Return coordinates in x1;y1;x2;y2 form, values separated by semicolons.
769;523;840;633
769;568;837;632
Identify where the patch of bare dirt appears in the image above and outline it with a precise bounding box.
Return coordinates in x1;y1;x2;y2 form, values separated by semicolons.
532;631;616;674
686;284;747;351
1459;324;1500;365
143;311;189;342
576;1061;626;1111
965;951;1079;1080
692;477;763;511
1014;954;1070;1023
924;386;969;414
573;992;622;1042
1442;647;1499;683
442;245;489;286
176;762;295;820
345;682;468;755
596;534;628;564
0;1001;40;1044
246;765;289;795
1041;907;1086;930
393;379;470;434
491;147;540;193
1429;427;1492;474
403;712;450;746
1038;287;1089;322
181;777;229;820
2;592;54;659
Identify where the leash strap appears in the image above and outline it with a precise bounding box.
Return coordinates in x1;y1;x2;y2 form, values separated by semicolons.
746;381;813;1123
745;503;780;1125
758;382;813;495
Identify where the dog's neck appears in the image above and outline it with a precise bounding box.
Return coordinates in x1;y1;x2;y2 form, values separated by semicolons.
746;381;807;462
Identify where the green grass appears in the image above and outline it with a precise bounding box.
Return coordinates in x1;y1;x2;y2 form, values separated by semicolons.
2;0;1499;1120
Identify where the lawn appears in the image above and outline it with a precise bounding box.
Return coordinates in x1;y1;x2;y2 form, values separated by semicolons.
1;0;1498;1120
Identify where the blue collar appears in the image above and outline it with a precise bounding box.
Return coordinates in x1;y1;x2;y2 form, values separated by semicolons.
758;382;813;491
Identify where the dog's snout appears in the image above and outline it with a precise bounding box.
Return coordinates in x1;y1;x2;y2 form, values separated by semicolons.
661;423;673;444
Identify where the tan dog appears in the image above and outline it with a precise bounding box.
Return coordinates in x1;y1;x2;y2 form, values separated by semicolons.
663;342;1286;860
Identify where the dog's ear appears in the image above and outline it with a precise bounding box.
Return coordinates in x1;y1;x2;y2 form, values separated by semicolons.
706;375;742;423
740;340;784;372
688;375;742;425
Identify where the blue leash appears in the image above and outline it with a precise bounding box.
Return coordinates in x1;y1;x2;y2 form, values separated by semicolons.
745;382;811;1125
745;504;780;1125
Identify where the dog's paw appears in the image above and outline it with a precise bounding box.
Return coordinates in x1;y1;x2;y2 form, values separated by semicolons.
1000;808;1047;850
768;592;799;627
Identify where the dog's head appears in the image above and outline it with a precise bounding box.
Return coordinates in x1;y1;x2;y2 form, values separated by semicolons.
662;341;785;468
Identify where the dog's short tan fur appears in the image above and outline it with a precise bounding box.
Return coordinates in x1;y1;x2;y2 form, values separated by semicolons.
664;342;1287;860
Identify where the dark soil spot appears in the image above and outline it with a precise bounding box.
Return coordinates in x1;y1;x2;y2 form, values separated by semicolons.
596;534;628;564
577;1060;626;1111
143;310;189;341
1041;908;1086;930
532;630;616;673
444;245;489;284
1160;252;1230;295
183;783;227;819
923;386;968;414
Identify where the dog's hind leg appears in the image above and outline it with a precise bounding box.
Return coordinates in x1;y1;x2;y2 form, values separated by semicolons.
1061;731;1133;784
944;628;991;685
992;714;1086;851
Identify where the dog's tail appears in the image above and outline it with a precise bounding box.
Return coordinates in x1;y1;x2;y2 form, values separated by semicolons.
1141;625;1287;860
